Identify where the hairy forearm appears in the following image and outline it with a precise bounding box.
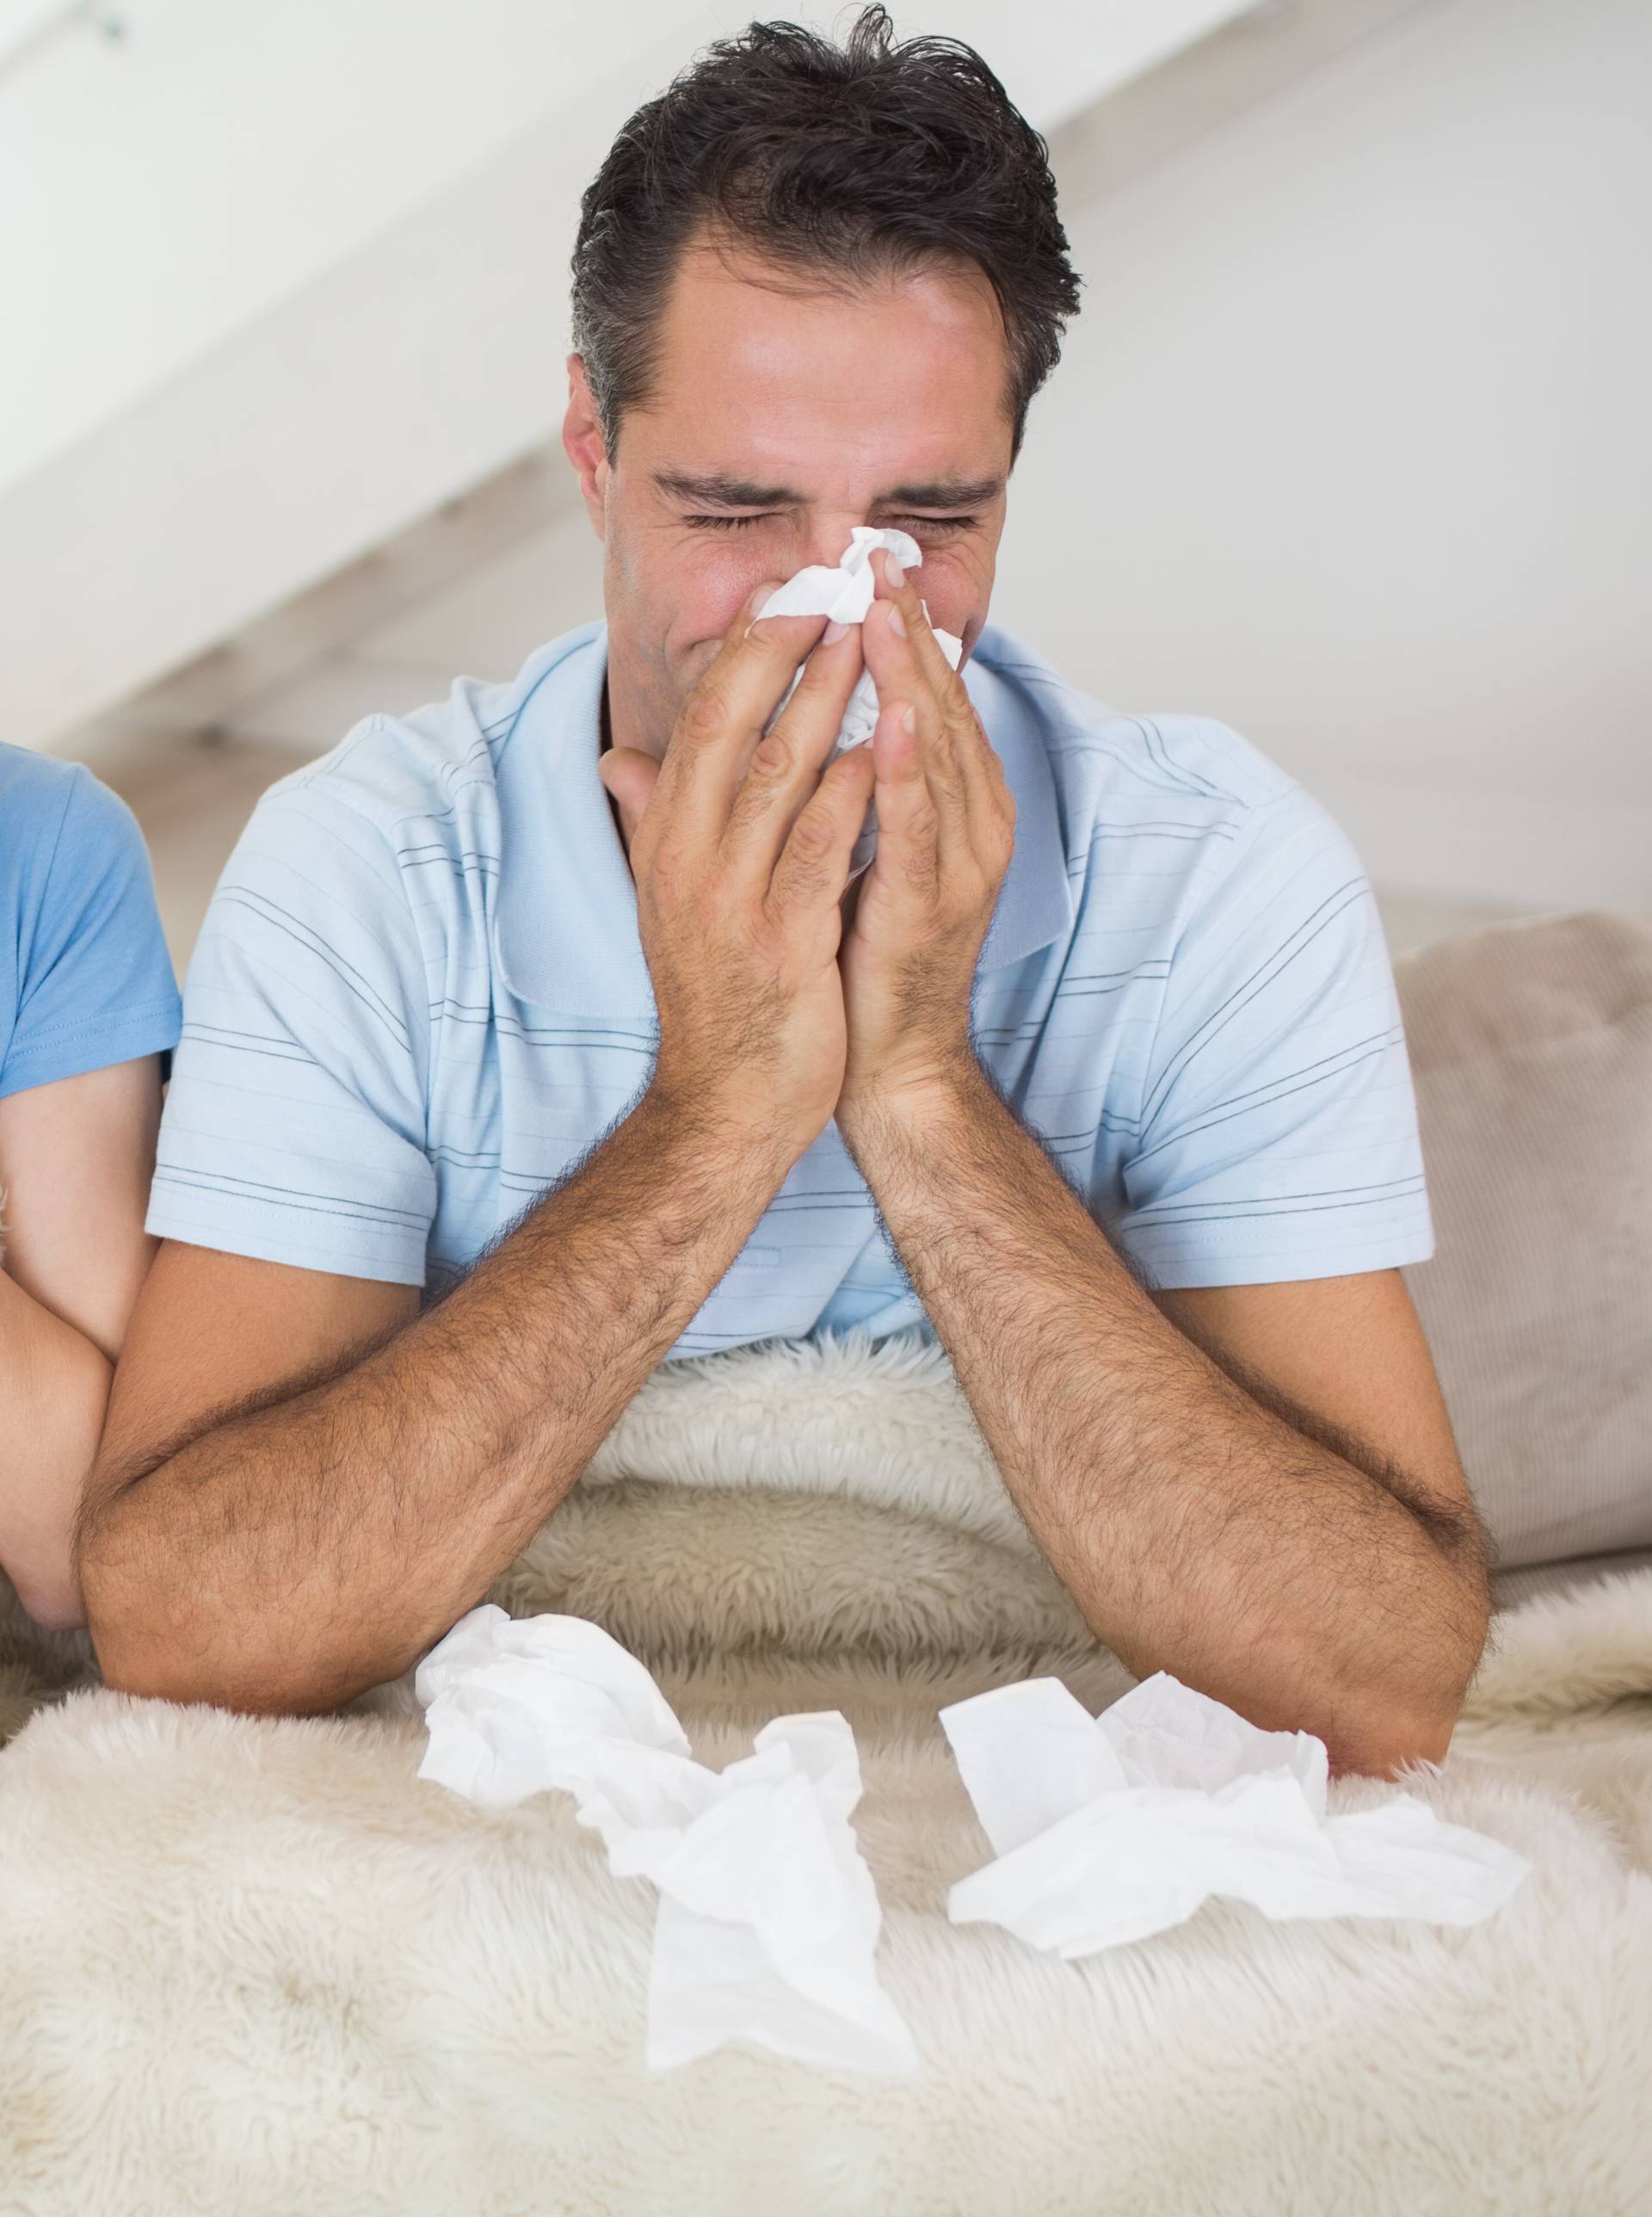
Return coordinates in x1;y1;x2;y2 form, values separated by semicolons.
838;1062;1488;1777
0;1268;111;1630
77;1086;792;1714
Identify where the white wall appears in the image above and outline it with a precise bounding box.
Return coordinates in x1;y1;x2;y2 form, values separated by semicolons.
994;0;1652;906
20;0;1649;917
326;0;1652;913
0;0;698;492
1;0;1254;750
0;0;1251;495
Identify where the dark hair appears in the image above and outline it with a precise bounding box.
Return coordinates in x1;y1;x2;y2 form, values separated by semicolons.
570;5;1082;462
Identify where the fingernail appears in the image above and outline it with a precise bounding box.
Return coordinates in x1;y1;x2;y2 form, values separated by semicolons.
743;582;780;639
822;619;850;645
887;602;907;639
885;551;906;588
901;704;916;733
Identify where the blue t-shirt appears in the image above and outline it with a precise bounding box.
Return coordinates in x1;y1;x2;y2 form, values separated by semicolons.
0;744;182;1102
145;619;1434;1356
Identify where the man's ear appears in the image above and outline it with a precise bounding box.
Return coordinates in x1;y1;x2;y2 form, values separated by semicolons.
562;354;610;540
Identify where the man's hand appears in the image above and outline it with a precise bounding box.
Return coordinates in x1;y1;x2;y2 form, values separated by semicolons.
835;547;1015;1132
596;582;876;1163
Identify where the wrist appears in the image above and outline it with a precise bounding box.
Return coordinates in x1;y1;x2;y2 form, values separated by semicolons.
835;1048;987;1148
639;1072;806;1188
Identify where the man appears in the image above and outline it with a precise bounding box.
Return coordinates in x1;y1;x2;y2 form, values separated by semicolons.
76;9;1489;1774
1;744;179;1628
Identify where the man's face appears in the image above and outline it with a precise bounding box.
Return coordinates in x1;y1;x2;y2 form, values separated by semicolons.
563;232;1015;764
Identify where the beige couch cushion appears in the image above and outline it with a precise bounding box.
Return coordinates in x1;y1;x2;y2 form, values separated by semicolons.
1395;909;1652;1572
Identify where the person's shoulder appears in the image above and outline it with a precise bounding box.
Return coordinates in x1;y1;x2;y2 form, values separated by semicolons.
0;742;150;886
259;622;604;829
236;622;607;864
969;624;1370;954
0;739;83;824
970;622;1296;821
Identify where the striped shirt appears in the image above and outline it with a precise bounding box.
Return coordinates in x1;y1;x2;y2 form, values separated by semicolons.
147;617;1434;1356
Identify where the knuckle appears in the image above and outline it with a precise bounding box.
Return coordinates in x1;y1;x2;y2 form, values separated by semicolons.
748;730;793;782
791;639;845;695
904;799;943;851
743;618;802;672
648;842;686;904
678;687;728;747
900;846;940;899
788;806;835;859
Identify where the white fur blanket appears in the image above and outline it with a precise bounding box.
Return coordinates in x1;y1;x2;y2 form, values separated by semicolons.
3;1328;1650;2215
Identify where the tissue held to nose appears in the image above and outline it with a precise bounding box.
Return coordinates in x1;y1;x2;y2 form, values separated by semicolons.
416;1605;919;2076
761;527;965;882
940;1671;1531;1957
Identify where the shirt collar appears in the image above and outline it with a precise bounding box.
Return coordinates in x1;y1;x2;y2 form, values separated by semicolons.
492;620;1073;1020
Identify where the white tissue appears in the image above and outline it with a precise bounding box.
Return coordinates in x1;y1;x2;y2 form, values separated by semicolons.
761;526;965;881
940;1670;1530;1956
415;1605;919;2075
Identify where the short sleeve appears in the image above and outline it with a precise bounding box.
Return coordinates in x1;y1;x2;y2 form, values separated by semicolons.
145;773;438;1284
1;766;181;1101
1113;782;1435;1289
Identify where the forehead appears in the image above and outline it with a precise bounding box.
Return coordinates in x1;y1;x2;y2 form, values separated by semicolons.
632;234;1012;484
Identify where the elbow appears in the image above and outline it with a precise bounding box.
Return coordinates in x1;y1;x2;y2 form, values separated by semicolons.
3;1491;102;1641
1345;1714;1455;1784
0;1333;109;1632
1328;1688;1464;1782
1330;1552;1489;1782
4;1559;89;1635
89;1616;359;1717
76;1548;194;1707
80;1532;378;1720
85;1584;353;1717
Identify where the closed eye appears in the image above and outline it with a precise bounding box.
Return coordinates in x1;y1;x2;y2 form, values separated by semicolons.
683;513;980;534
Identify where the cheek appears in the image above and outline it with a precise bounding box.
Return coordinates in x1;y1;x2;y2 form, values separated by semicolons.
910;541;993;643
648;536;780;660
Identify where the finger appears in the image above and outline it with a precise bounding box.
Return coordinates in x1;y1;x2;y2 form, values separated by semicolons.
864;551;1006;841
595;746;661;852
869;547;972;718
863;695;946;893
868;549;1006;802
660;581;833;849
720;621;869;879
767;736;878;923
861;598;974;865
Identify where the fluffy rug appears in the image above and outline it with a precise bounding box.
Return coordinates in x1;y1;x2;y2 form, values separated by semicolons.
2;1327;1649;2216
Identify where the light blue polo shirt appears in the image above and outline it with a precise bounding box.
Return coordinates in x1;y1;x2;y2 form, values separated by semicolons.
146;618;1434;1356
2;742;181;1102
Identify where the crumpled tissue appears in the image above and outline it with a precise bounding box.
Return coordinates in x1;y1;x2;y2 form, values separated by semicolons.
415;1603;919;2074
940;1670;1531;1956
761;525;965;881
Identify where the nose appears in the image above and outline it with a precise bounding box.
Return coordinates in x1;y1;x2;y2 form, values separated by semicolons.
800;517;866;573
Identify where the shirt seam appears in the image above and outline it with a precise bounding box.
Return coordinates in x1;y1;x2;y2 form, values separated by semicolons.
11;990;180;1054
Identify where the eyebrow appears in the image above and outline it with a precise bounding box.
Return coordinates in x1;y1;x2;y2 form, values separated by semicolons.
652;470;1004;510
